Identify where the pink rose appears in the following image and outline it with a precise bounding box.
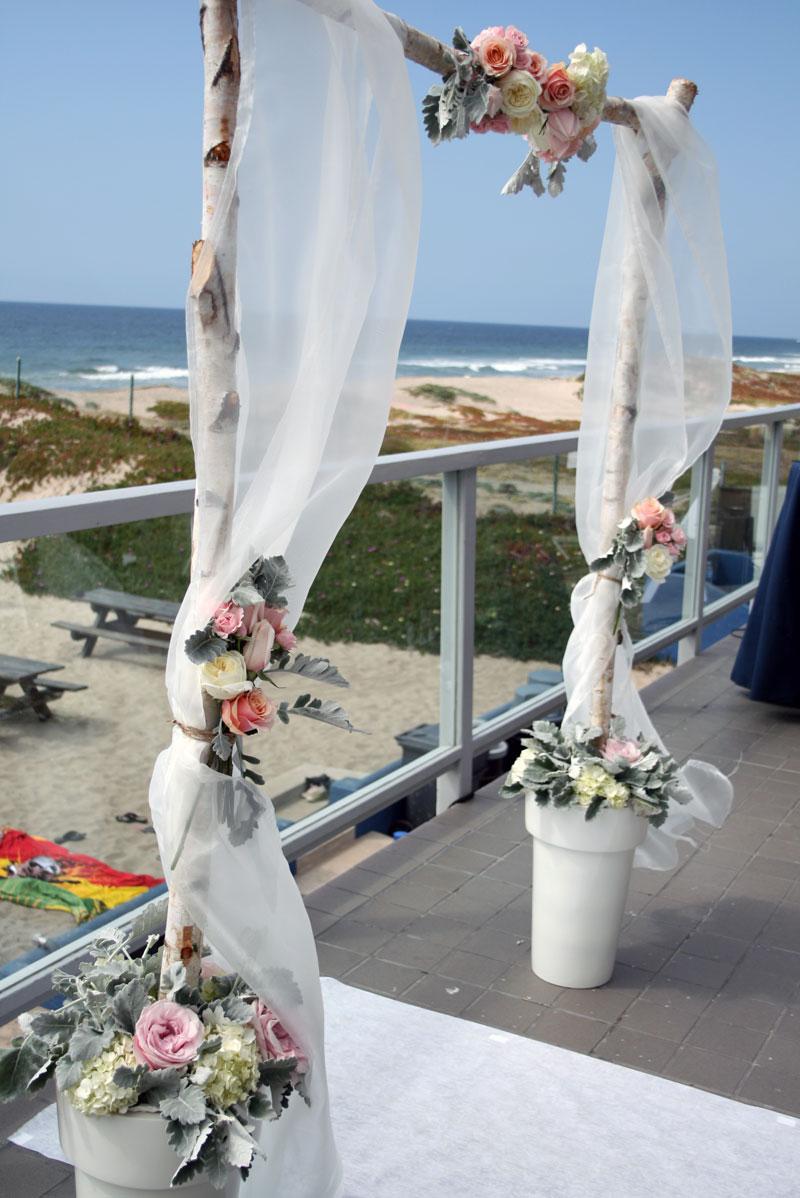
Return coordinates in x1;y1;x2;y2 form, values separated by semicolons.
471;26;504;49
631;497;667;529
655;529;673;544
471;113;512;134
602;738;643;766
212;600;244;637
133;1000;203;1071
542;107;583;161
670;525;687;548
526;51;548;81
241;601;266;635
222;687;276;735
539;64;576;111
661;507;676;529
251;1000;308;1084
243;619;276;672
504;25;528;54
475;34;516;77
262;607;297;652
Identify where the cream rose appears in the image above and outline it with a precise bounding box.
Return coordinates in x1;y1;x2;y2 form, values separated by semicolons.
499;69;541;119
200;650;253;700
644;544;673;583
567;44;609;122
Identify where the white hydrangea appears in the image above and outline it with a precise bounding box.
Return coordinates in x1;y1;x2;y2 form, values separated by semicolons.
573;763;612;806
191;1016;260;1109
509;747;537;785
602;779;631;809
68;1034;139;1116
567;44;609;123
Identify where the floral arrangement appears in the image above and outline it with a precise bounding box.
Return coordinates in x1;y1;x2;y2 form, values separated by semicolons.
185;555;353;773
502;718;691;826
590;496;687;610
0;933;308;1188
422;26;609;196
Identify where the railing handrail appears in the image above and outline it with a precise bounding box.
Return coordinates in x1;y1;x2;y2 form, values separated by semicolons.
1;401;797;544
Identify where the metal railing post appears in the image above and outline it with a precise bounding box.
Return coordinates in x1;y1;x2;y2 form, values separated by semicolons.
754;420;784;573
437;467;477;813
677;446;714;665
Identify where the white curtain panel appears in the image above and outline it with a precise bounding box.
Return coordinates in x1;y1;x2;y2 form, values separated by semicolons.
149;1;420;1194
563;96;734;869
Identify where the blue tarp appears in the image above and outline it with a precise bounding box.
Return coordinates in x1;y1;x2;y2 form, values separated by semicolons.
732;461;800;707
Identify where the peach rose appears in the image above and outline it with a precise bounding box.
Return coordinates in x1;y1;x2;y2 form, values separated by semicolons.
527;52;548;81
263;607;297;651
476;34;516;77
243;619;276;673
631;497;667;529
241;601;266;635
222;687;276;735
539;63;576;111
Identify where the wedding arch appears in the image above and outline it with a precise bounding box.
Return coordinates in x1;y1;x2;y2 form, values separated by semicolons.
2;3;733;1195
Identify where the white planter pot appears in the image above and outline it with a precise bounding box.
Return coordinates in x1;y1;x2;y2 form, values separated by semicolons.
525;799;647;989
57;1094;240;1198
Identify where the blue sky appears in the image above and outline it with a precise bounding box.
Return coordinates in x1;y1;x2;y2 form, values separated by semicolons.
1;1;798;336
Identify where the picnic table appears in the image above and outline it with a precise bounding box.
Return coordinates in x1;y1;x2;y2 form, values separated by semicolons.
51;588;180;657
0;654;88;721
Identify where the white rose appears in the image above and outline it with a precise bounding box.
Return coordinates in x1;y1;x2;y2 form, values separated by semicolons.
644;544;673;583
500;69;542;119
567;44;609;123
199;650;253;699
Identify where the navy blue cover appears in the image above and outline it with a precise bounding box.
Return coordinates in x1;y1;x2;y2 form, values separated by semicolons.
732;461;800;706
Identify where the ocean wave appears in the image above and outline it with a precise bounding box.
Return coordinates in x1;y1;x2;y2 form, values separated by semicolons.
397;355;586;375
64;365;189;383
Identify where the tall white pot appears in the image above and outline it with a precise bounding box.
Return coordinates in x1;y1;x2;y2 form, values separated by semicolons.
57;1094;240;1198
526;799;647;989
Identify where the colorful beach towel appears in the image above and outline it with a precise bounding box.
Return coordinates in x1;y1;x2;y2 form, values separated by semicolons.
0;827;162;922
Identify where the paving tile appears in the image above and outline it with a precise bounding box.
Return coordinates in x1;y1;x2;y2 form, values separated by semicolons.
306;907;338;936
429;844;498;875
703;992;782;1034
315;941;364;979
737;1064;800;1115
399;912;473;949
379;877;451;913
344;957;423;998
620;997;704;1043
742;944;800;980
615;938;674;973
529;1009;609;1053
491;959;565;1006
402;974;484;1017
774;1009;800;1041
483;844;533;886
42;1180;76;1198
432;876;524;922
756;1033;800;1074
454;830;521;858
457;926;530;965
558;966;650;1022
329;866;394;898
401;862;471;897
680;930;750;965
722;963;798;1006
640;975;716;1021
756;909;800;953
0;1146;70;1198
376;933;450;972
317;918;394;955
663;1045;749;1095
685;1012;768;1060
592;1026;675;1072
462;990;544;1034
303;884;366;918
436;948;507;988
658;951;736;990
346;897;418;933
485;900;532;938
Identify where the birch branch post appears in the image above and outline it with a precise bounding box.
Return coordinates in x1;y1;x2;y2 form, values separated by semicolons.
159;0;241;997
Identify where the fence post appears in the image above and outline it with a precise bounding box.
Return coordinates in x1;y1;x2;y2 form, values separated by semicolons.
128;374;135;422
15;357;21;399
437;467;477;813
754;420;784;573
677;446;714;665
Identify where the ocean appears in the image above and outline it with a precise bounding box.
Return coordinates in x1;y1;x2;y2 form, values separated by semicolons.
1;300;798;392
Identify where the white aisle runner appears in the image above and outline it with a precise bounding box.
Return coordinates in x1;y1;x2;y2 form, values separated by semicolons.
13;978;800;1196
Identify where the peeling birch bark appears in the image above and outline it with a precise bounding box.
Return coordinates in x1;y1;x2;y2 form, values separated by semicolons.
589;78;697;737
160;0;241;998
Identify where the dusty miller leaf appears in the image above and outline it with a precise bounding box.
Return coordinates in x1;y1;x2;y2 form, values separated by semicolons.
111;977;149;1034
185;627;227;665
280;694;357;733
69;1024;114;1062
501;150;545;198
547;162;566;198
211;723;233;763
0;1040;49;1101
160;1082;207;1126
577;134;597;162
264;654;348;688
216;779;266;848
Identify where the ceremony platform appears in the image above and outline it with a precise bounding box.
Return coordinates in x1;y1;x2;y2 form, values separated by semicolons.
4;635;799;1195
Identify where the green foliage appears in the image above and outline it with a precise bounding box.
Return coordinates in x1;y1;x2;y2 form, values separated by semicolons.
0;376;64;402
149;399;190;423
405;383;495;405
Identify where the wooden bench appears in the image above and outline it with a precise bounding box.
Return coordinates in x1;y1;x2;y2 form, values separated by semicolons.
0;654;88;721
51;588;180;657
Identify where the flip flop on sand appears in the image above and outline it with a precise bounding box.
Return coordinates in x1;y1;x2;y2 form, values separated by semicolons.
115;812;148;825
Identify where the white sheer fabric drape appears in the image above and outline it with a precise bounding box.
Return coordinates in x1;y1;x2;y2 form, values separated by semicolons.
149;1;420;1194
562;96;734;869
